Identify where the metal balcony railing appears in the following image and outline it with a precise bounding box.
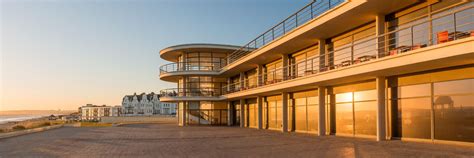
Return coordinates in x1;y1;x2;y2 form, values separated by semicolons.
159;62;222;75
227;0;346;65
160;88;223;97
222;5;474;95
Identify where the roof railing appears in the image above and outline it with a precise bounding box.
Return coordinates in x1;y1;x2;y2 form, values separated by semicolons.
227;0;345;64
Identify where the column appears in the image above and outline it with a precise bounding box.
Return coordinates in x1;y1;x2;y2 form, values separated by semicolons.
282;92;288;133
281;54;289;80
318;39;326;72
257;65;264;86
240;99;245;128
239;72;245;90
318;87;326;136
227;78;231;93
181;102;187;126
376;14;386;58
257;96;263;129
376;76;386;141
227;101;233;126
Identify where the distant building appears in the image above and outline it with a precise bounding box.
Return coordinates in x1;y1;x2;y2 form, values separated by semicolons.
80;104;122;121
122;92;176;116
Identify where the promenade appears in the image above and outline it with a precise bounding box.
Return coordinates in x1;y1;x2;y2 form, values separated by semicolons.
0;122;473;158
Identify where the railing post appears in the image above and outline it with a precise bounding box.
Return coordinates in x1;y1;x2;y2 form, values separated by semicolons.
376;14;386;58
411;26;414;49
296;13;299;26
453;13;457;40
272;29;275;40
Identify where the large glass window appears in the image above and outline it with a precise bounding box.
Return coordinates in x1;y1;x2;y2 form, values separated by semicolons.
292;90;319;133
335;93;354;135
247;99;258;128
183;52;227;71
290;46;319;78
333;82;377;136
433;79;474;142
395;84;432;139
184;76;226;96
353;90;377;136
266;95;282;130
264;59;283;84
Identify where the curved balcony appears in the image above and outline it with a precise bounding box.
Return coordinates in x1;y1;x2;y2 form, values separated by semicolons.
159;62;222;82
159;88;225;102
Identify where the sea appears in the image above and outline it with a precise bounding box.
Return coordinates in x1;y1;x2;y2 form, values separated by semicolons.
0;115;49;124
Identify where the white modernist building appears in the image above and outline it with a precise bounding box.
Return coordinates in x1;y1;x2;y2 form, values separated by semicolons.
122;92;176;116
80;104;122;121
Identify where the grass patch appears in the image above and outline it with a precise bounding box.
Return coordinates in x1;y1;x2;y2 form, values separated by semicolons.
80;122;112;127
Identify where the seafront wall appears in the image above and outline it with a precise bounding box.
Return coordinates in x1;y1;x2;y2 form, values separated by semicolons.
100;115;176;124
0;124;63;139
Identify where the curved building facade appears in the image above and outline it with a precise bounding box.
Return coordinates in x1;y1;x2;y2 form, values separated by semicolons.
159;0;474;145
159;44;242;126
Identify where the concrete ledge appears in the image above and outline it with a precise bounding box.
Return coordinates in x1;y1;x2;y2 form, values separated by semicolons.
0;124;63;139
100;116;177;124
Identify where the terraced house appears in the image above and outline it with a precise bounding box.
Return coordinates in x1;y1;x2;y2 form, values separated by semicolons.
159;0;474;145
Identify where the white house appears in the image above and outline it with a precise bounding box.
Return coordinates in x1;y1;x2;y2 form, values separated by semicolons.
80;104;122;121
122;92;176;116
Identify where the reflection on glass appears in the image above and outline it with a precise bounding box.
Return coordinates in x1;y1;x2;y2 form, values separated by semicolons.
398;98;431;139
268;101;277;129
434;79;474;142
336;103;353;134
354;102;377;136
249;103;257;127
307;104;319;132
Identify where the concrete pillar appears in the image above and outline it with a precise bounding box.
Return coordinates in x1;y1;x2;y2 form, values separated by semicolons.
257;65;264;86
282;92;288;133
227;101;233;126
318;40;327;71
318;87;326;136
181;102;187;126
239;72;245;90
376;76;387;141
240;99;245;128
376;14;386;58
226;78;231;93
257;96;263;129
281;54;289;80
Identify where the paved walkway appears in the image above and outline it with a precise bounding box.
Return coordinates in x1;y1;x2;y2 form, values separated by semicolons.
0;123;473;158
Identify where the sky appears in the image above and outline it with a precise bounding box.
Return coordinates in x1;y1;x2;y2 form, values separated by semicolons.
0;0;311;111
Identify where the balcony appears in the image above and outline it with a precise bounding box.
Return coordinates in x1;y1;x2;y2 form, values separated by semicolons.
160;88;225;102
159;62;222;81
223;5;474;95
226;0;346;65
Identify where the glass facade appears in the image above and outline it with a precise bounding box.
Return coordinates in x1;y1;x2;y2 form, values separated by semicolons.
265;95;283;130
178;76;227;97
390;66;474;142
182;52;228;71
333;82;377;136
179;101;228;126
247;99;258;128
291;90;319;133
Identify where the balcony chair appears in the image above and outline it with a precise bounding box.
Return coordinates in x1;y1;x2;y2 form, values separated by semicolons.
437;31;449;44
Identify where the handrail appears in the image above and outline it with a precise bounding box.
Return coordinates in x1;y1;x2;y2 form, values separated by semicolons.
160;62;223;75
222;5;474;95
226;0;346;65
160;88;223;97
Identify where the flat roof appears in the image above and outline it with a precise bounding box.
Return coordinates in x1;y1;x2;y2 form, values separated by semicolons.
159;43;242;62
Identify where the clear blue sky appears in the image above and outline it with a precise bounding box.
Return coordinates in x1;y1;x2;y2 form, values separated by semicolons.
1;0;311;110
